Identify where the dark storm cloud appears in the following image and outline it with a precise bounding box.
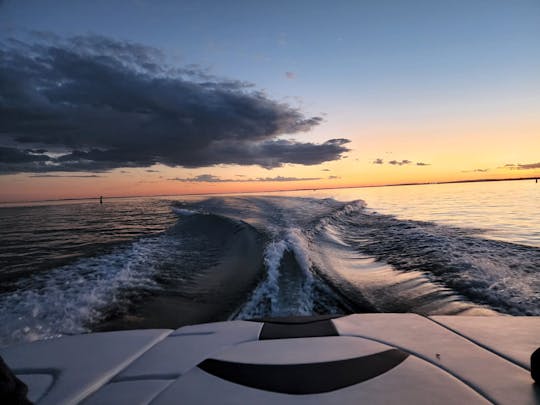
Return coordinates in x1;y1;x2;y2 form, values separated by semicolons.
197;138;350;169
169;174;321;183
0;146;52;172
0;35;350;174
0;146;50;163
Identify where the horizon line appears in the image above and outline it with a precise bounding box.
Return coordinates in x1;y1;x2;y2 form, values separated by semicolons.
0;175;538;205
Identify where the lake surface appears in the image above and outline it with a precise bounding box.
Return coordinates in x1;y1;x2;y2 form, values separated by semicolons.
0;179;538;346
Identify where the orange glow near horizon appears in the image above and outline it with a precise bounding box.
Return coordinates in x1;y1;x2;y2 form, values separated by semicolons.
1;115;539;203
1;164;538;203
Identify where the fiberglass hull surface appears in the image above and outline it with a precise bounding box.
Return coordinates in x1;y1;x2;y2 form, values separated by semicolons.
1;314;539;404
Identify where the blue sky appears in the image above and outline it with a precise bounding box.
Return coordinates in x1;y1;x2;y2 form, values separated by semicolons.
3;1;539;108
1;0;539;201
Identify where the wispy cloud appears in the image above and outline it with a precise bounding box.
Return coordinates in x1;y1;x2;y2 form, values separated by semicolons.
169;174;321;183
256;176;321;182
504;162;540;170
375;158;429;167
170;174;223;182
461;168;489;173
29;174;102;178
388;159;412;166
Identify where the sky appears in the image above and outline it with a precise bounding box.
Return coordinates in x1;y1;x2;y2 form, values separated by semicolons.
0;0;539;202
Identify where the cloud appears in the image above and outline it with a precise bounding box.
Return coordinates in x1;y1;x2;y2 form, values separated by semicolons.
321;168;330;171
462;168;489;173
373;158;429;167
285;71;296;79
0;146;50;163
145;169;160;173
171;174;223;182
0;35;350;174
257;176;320;182
504;162;540;170
169;174;321;182
29;174;102;178
388;159;412;166
328;175;340;179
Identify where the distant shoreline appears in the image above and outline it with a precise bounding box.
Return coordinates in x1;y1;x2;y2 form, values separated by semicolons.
1;175;538;205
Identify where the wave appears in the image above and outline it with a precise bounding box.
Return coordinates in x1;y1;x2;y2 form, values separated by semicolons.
0;234;173;346
188;197;538;317
324;201;539;315
236;228;315;318
0;209;265;346
1;195;538;346
171;206;199;216
96;211;265;331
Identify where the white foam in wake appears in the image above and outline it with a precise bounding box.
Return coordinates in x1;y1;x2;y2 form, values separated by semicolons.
234;240;286;318
285;227;314;313
0;235;181;347
171;207;198;216
235;227;316;318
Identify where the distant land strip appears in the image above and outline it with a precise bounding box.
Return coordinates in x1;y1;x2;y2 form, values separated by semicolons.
1;176;538;205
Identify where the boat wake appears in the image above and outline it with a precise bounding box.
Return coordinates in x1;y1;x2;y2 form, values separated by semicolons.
1;196;538;346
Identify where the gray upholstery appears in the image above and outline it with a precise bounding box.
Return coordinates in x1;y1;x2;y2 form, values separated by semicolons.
431;315;540;370
1;315;538;404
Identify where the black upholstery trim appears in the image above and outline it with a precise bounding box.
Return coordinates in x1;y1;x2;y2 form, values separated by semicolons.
198;349;409;394
259;320;338;340
251;315;342;324
258;316;340;340
532;347;540;383
0;356;33;405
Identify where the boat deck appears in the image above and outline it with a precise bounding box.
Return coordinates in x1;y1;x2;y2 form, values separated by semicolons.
1;314;539;404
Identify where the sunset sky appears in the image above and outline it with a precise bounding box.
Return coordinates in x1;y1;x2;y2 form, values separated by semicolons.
1;0;539;202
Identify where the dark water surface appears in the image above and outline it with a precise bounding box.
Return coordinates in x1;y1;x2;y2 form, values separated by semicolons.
0;180;538;346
